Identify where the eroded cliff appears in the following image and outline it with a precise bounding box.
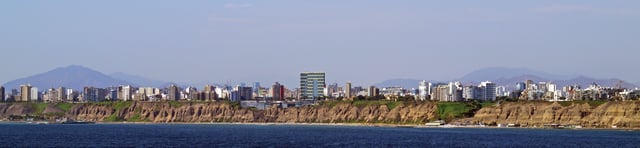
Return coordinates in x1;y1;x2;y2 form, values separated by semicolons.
2;101;639;128
467;101;640;128
67;101;439;124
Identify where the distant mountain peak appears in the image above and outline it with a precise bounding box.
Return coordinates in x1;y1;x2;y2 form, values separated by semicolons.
51;65;90;71
492;74;636;89
3;65;134;90
460;67;576;83
66;64;88;68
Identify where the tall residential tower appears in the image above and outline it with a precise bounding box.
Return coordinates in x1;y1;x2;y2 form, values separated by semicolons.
418;80;429;101
300;72;326;99
0;86;4;102
20;84;32;102
345;82;352;99
168;84;180;101
271;82;284;101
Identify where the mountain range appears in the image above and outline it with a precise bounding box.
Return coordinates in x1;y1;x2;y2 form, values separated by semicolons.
2;65;134;90
458;67;576;83
2;65;638;91
374;67;637;89
2;65;222;90
491;75;636;89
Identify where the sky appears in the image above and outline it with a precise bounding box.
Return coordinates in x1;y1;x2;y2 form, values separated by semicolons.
1;0;639;87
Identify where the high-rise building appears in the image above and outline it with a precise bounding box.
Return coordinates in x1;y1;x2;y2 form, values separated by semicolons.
109;88;118;101
44;88;57;102
57;87;67;102
168;84;180;101
496;86;508;97
11;89;18;102
271;82;284;101
121;85;133;101
204;85;215;93
300;72;326;99
185;87;198;100
353;86;364;96
30;87;39;102
240;86;253;100
368;86;379;97
203;85;217;101
345;82;352;99
480;81;497;101
20;84;32;102
431;85;449;101
185;87;199;101
547;83;557;92
515;82;527;91
430;82;464;102
83;87;108;102
220;86;232;100
446;82;463;102
66;89;78;102
463;86;479;100
0;86;5;102
428;82;445;97
230;91;238;102
418;80;429;101
232;86;253;101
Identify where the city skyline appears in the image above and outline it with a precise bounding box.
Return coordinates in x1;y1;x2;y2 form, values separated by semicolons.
2;67;635;103
2;1;639;87
2;65;637;91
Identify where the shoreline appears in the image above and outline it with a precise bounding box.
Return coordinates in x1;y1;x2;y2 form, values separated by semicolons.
4;121;635;131
97;122;415;127
2;120;638;131
2;119;638;131
101;122;640;131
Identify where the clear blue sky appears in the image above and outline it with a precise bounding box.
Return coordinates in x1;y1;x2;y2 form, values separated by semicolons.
1;0;639;87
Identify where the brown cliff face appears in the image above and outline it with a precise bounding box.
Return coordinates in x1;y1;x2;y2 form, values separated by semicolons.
5;101;639;128
0;103;33;117
69;104;116;121
67;102;439;124
469;101;640;128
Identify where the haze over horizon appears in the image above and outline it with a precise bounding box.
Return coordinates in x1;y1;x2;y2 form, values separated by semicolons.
2;0;639;87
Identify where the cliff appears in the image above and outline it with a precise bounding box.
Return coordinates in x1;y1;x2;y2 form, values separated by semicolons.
0;103;33;117
2;101;640;128
67;101;439;124
467;101;640;128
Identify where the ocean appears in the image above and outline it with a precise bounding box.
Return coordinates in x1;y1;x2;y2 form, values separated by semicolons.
0;123;638;147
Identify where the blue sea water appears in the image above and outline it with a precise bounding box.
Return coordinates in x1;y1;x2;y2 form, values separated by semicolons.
0;123;638;147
